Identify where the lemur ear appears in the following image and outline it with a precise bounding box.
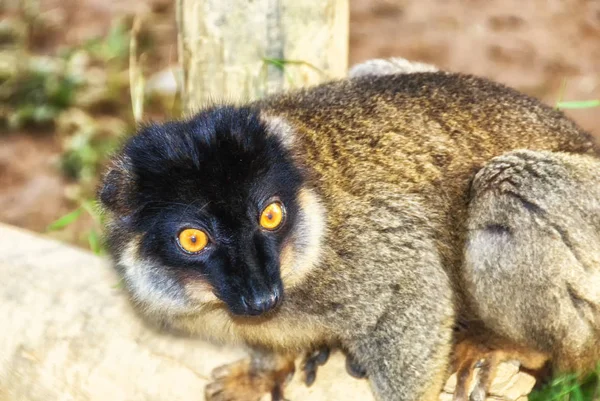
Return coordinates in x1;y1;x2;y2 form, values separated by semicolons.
98;156;136;218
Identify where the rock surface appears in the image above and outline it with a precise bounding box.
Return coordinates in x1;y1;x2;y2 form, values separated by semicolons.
0;223;535;401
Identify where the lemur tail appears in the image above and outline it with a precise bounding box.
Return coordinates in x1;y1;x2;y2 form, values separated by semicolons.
348;57;440;78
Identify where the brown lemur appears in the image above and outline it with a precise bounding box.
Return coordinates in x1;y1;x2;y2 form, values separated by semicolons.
98;56;600;401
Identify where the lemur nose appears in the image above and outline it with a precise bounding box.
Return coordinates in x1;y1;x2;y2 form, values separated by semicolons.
241;287;281;316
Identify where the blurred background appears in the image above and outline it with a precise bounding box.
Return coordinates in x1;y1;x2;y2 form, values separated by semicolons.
1;0;599;252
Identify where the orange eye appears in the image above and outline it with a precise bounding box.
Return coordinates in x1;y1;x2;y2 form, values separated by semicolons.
178;228;209;253
260;202;285;230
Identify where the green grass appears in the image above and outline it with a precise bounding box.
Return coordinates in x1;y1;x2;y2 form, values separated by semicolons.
529;365;600;401
2;14;141;254
2;56;82;129
47;199;105;255
554;79;599;111
4;11;176;254
556;100;600;110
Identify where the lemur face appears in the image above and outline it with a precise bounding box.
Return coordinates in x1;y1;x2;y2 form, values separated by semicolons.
99;106;324;318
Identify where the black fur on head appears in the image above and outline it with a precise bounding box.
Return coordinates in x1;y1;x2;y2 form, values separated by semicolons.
100;105;304;317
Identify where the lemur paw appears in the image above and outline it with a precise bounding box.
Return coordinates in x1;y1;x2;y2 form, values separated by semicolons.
301;347;330;386
452;339;503;401
345;354;367;379
205;358;295;401
450;339;543;401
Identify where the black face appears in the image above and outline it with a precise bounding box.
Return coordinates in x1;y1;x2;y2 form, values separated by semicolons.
100;106;304;316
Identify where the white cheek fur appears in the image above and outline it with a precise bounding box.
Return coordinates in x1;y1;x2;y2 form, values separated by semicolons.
280;188;326;287
119;241;192;316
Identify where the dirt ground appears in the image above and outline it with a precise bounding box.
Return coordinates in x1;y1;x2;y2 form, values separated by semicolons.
351;0;600;134
1;0;599;247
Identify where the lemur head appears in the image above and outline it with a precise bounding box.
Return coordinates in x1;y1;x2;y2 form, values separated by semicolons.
99;106;324;319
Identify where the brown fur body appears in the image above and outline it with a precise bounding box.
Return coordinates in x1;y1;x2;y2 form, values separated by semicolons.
101;70;600;401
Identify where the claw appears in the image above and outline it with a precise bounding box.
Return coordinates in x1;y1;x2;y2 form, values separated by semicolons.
301;347;330;387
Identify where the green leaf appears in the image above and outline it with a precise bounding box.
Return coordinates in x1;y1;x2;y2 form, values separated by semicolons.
46;208;82;231
262;57;285;70
556;100;600;110
87;229;103;255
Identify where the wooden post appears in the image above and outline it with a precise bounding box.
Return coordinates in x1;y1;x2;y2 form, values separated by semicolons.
176;0;349;112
